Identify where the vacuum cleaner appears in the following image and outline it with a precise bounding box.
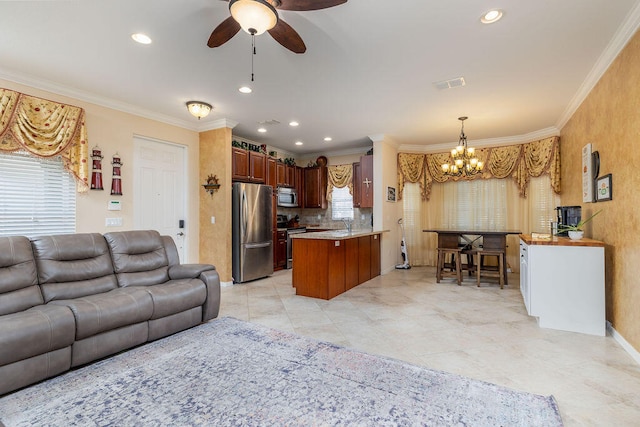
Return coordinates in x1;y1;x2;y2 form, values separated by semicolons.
395;218;411;269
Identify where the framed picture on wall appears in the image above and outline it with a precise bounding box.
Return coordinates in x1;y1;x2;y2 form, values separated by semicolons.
387;186;396;202
595;173;612;202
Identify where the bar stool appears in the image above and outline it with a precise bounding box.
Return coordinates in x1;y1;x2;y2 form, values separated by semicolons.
436;247;463;285
475;249;506;288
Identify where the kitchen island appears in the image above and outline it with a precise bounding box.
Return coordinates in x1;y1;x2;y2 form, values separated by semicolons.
291;229;386;299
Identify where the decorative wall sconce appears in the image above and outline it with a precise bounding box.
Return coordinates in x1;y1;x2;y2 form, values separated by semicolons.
90;146;104;190
110;153;123;196
203;174;220;196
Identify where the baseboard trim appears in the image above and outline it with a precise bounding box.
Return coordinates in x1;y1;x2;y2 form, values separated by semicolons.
607;321;640;365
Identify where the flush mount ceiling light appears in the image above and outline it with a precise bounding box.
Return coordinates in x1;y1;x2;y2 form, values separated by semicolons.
481;9;504;24
289;121;299;127
229;0;278;36
131;33;152;44
258;127;267;133
186;101;212;120
324;137;332;142
238;86;252;94
295;141;303;146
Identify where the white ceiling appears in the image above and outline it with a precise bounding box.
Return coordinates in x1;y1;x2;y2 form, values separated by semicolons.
1;0;639;155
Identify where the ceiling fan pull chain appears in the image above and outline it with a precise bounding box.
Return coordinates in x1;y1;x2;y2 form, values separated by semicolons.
251;32;256;82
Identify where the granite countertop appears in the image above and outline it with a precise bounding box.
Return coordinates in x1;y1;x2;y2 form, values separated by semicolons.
519;234;605;247
290;229;388;240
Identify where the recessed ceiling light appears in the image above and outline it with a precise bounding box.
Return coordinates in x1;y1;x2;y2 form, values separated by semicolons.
324;137;332;142
258;127;267;133
481;9;503;24
239;86;252;94
131;33;152;44
295;141;303;146
289;121;299;127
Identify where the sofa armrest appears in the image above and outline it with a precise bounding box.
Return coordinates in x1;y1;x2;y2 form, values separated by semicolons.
199;269;221;322
168;264;215;280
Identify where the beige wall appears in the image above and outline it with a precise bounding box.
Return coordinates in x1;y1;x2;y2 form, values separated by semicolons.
373;137;401;273
199;128;233;284
560;30;640;351
0;79;202;262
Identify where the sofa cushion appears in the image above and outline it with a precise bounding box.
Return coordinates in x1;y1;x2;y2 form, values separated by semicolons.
104;230;170;288
144;279;207;319
0;304;75;366
30;233;118;302
0;236;42;316
49;287;154;340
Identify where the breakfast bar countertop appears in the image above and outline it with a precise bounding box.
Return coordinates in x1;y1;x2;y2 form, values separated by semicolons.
290;229;388;240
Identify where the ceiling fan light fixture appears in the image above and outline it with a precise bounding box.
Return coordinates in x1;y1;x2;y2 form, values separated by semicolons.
229;0;278;36
186;101;212;120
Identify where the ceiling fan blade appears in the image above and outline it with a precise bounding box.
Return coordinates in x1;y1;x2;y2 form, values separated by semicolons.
278;0;347;11
207;16;241;48
268;20;306;53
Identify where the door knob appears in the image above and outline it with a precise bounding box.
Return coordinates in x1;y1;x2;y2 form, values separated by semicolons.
177;232;184;237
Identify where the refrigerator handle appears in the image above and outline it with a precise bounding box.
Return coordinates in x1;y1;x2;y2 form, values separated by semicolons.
242;189;248;239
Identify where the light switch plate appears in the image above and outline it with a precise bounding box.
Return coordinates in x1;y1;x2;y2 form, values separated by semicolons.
108;200;122;211
105;217;123;227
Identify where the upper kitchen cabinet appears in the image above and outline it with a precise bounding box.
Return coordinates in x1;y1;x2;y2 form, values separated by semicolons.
304;166;328;209
276;162;286;187
267;156;277;188
359;155;373;208
232;147;266;183
352;161;361;207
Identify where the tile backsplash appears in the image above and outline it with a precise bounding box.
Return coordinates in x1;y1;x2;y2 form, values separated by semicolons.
278;207;373;230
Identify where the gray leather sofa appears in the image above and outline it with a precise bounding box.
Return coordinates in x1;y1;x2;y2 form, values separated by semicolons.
0;230;220;395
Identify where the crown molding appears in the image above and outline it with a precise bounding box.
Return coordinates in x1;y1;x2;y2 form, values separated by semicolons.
0;66;202;132
199;119;239;131
556;1;640;130
399;126;560;154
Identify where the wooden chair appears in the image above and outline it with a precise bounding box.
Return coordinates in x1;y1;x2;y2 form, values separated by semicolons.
476;248;506;289
436;233;463;285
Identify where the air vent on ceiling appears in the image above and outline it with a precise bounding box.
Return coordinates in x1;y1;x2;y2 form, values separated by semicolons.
258;119;281;126
433;77;466;90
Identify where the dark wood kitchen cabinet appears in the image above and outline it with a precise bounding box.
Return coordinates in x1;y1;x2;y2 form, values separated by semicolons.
276;162;286;187
232;147;266;183
275;230;287;270
304;166;327;209
352;161;361;207
359;155;373;208
266;156;277;188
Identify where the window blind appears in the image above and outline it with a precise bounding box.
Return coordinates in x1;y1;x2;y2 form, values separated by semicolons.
0;151;76;237
331;186;354;220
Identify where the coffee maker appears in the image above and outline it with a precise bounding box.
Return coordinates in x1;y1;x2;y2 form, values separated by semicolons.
555;206;581;236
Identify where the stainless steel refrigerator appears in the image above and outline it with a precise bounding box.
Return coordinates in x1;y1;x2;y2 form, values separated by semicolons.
232;182;273;283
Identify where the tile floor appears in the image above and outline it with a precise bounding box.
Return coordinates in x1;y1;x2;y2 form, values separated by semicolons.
219;267;640;426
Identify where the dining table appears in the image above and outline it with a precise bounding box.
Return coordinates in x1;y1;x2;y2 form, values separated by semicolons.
423;229;522;286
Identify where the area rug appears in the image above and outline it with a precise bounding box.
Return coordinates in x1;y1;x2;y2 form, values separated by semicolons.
0;317;562;426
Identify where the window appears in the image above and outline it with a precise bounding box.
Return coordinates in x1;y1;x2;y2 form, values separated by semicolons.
442;179;507;230
0;151;76;237
331;186;354;220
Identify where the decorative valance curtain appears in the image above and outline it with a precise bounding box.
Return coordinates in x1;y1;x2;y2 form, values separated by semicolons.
326;164;353;202
0;88;89;192
397;136;560;201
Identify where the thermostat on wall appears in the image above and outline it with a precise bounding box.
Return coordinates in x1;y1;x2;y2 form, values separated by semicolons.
108;200;122;211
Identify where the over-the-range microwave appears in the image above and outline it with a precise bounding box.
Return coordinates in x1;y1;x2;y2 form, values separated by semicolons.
277;187;298;207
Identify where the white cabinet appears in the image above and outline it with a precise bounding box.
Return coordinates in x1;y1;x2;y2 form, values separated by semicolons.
520;237;605;336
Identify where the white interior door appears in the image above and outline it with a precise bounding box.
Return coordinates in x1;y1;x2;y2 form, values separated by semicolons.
133;136;187;262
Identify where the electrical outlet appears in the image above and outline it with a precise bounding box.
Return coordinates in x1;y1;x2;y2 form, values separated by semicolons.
211;216;215;224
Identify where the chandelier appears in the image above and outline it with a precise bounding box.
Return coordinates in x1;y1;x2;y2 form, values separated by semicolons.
441;116;483;177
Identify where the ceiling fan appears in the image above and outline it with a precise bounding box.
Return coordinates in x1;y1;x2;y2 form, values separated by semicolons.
207;0;348;54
